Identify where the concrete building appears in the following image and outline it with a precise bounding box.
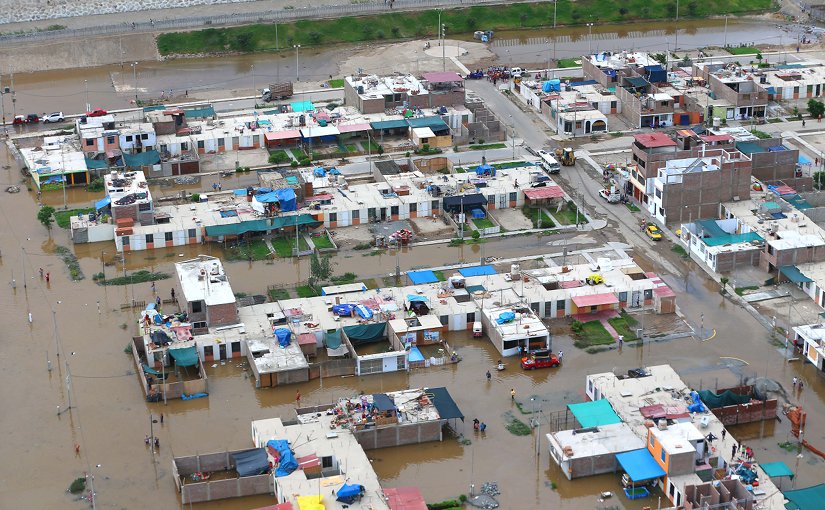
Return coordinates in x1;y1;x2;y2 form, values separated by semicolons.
546;422;645;480
582;51;661;89
793;323;825;372
692;62;768;121
19;135;89;189
344;72;465;114
647;151;752;225
678;218;764;274
617;87;675;129
731;136;810;191
584;365;785;509
175;255;239;331
104;169;154;225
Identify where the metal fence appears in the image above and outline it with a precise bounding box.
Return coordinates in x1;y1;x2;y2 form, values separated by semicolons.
0;0;546;44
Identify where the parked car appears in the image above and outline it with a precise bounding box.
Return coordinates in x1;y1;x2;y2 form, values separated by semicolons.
645;224;663;241
520;350;560;370
13;113;39;125
42;112;65;123
86;108;108;117
598;189;620;203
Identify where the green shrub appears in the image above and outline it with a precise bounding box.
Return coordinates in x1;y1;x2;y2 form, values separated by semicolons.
571;320;584;333
191;193;200;202
69;477;86;494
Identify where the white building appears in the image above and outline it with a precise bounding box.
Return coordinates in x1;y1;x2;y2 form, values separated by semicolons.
793;323;825;371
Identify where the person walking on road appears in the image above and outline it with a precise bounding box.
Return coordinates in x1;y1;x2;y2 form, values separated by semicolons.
510;388;516;401
486;370;491;381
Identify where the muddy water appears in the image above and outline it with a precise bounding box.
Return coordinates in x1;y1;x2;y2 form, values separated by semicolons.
3;19;802;120
485;18;800;66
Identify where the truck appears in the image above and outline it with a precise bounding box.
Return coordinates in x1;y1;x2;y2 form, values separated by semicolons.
555;147;576;166
261;82;294;102
598;187;621;203
520;349;560;370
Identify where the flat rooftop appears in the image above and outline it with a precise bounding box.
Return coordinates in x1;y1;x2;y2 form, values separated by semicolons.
346;74;428;100
175;255;236;306
722;198;825;251
251;415;389;510
105;169;152;206
547;422;645;460
649;421;703;455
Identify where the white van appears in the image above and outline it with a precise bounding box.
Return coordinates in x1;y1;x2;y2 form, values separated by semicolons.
472;322;483;337
537;149;561;174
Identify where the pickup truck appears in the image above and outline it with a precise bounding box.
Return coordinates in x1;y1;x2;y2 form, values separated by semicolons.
520;350;560;370
598;189;620;203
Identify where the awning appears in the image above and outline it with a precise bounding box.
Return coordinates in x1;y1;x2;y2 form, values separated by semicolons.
427;386;464;421
572;293;619;308
123;150;161;167
265;130;301;141
407;270;439;285
343;323;387;345
784;482;825;510
761;461;795;479
85;158;109;169
183;106;216;118
301;125;340;138
524;186;565;200
95;196;111;210
442;193;486;212
271;214;322;229
412;127;436;139
780;265;813;284
406;116;449;131
567;399;621;428
371;119;409;130
458;265;496;277
204;219;272;237
615;449;666;483
337;123;371;133
168;346;199;367
305;193;333;202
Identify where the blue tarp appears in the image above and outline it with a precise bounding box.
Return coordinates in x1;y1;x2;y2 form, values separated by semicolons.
274;328;291;347
291;101;315;113
475;164;495;176
459;265;497;277
407;295;429;303
355;304;373;320
168;346;199;367
496;312;515;324
687;390;707;413
181;392;208;400
615;449;666;483
232;448;269;477
314;167;326;176
568;79;598;88
567;399;621;428
470;208;486;219
333;304;355;316
275;188;297;212
408;270;439;285
267;440;298;477
255;191;281;203
542;79;561;93
336;483;364;504
781;265;813;284
95;196;111;210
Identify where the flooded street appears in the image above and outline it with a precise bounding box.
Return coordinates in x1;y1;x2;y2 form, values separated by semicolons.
2;133;825;510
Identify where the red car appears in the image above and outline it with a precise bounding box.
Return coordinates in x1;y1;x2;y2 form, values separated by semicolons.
87;108;108;117
13;113;40;125
520;350;560;370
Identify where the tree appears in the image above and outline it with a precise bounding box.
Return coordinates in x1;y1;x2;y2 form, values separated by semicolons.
309;253;332;288
719;276;729;294
813;172;825;190
808;99;825;120
37;205;55;231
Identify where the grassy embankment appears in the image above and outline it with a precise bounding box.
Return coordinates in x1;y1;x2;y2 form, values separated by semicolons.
157;0;773;55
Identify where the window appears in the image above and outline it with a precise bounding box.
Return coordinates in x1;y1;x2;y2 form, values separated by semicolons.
668;481;675;497
107;136;116;144
503;339;520;351
368;208;376;219
204;345;213;358
188;228;196;238
432;200;439;211
218;138;225;148
409;203;417;212
328;212;337;222
86;138;95;147
650;433;655;446
193;321;207;329
160;144;167;153
556;299;565;312
644;289;653;300
661;449;667;463
321;456;333;469
360;357;383;375
655;189;662;198
192;300;203;313
610;101;617;109
145;234;154;244
660;101;669;107
141;133;149;140
390;206;399;215
544;302;551;317
794;87;800;94
181;142;189;151
165;232;173;241
197;140;204;149
619;291;628;302
231;342;241;354
138;202;151;211
487;195;495;205
352;210;359;219
587;379;593;393
126;135;133;142
396;354;406;370
575;121;582;129
122;236;130;245
232;136;239;146
509;192;517;202
439;315;448;326
466;312;475;323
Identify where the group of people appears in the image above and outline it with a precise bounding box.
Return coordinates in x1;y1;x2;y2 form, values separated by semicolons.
472;418;487;432
731;443;754;462
792;376;805;391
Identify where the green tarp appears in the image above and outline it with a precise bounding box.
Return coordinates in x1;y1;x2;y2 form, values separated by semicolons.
271;214;321;229
784;483;825;510
697;389;751;409
168;346;199;367
324;330;342;349
204;215;320;237
370;119;408;130
343;323;386;345
781;265;813;284
85;158;109;169
123;150;161;167
184;106;216;118
761;461;794;479
567;399;621;428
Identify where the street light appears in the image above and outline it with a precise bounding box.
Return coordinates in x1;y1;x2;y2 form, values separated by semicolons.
293;45;301;81
442;24;447;72
587;23;594;55
131;62;138;104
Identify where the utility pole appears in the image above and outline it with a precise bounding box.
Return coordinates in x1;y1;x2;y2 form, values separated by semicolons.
131;62;138;104
442;24;447;72
723;15;728;48
84;79;89;112
587;23;594;55
674;0;680;54
0;68;7;136
294;45;301;81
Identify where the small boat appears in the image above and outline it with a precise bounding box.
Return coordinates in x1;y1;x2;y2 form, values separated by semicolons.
496;362;505;371
600;491;613;499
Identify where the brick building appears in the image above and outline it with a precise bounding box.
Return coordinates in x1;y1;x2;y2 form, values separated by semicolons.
175;255;239;331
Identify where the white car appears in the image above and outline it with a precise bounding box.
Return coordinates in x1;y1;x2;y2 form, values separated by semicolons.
42;112;65;123
599;189;620;203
